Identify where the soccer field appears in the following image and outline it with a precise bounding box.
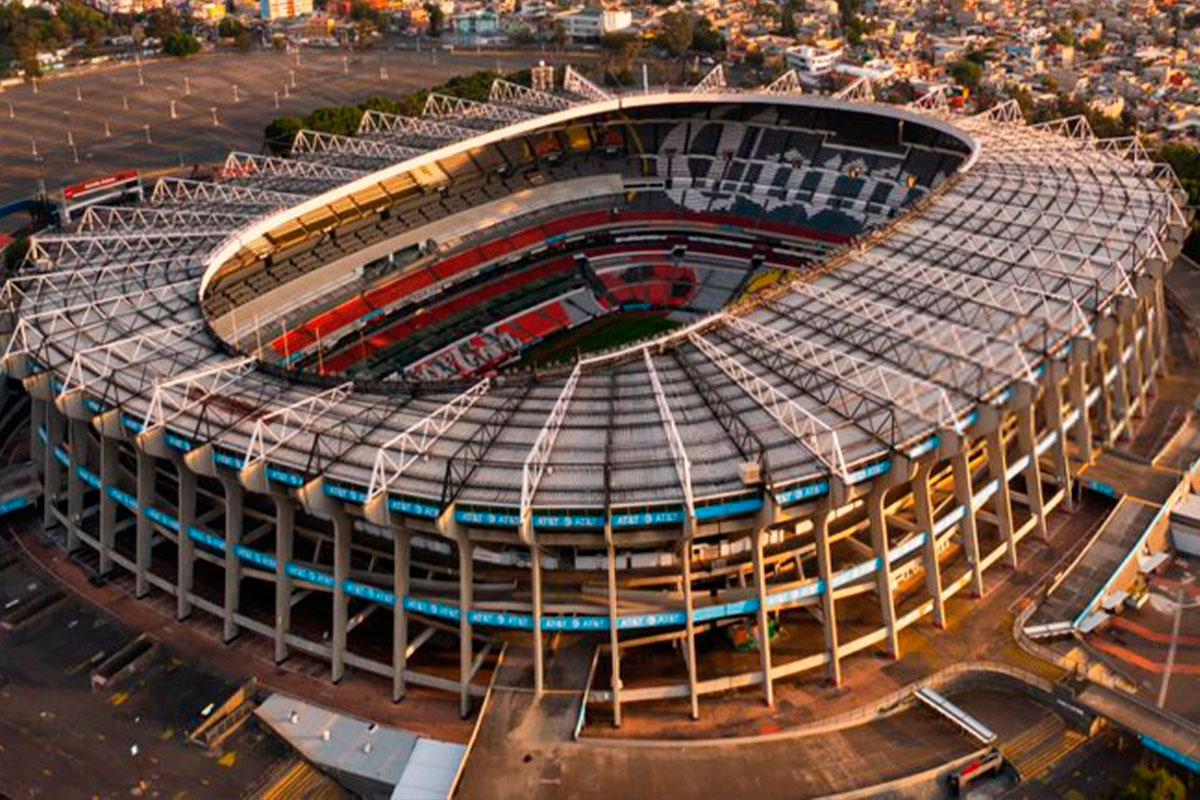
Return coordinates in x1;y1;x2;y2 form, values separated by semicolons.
513;312;681;369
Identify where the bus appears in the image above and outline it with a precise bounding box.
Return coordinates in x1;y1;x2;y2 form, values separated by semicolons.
949;749;1004;795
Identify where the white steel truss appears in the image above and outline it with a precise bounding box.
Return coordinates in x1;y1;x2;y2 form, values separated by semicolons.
220;152;365;183
762;70;803;95
422;93;536;124
366;378;491;502
290;129;424;163
562;65;610;102
58;320;206;400
908;86;948;113
357;110;477;143
140;357;257;434
521;364;581;525
833;76;874;102
643;348;695;520
688;330;849;480
488;78;574;112
150;177;305;209
729;315;964;436
243;381;356;472
76;205;255;233
27;232;223;268
692;64;727;94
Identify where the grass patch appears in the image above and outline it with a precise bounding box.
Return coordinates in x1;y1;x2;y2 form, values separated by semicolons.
514;312;681;369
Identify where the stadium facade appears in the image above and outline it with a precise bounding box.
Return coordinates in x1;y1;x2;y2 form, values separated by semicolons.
4;67;1191;723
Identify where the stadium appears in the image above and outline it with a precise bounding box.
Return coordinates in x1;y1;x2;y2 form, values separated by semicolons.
3;64;1190;726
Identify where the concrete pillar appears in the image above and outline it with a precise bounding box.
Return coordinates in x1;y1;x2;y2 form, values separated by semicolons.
392;529;410;703
1042;369;1074;512
1111;326;1133;440
814;502;840;685
751;525;774;707
135;449;154;598
913;461;945;628
1127;311;1148;417
43;403;64;530
458;537;474;719
30;396;45;467
66;418;87;551
1096;340;1117;442
331;512;351;684
1015;402;1047;541
605;536;621;727
680;538;700;720
1139;300;1158;396
1068;354;1093;464
221;476;242;643
531;541;544;696
273;495;294;664
175;461;196;621
98;434;117;576
1154;277;1169;375
985;427;1017;569
867;483;899;658
951;448;984;597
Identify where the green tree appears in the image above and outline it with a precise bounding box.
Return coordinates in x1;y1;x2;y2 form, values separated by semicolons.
1114;765;1187;800
162;30;200;57
948;58;982;88
264;115;304;154
147;7;181;40
550;19;567;49
658;10;694;57
508;24;535;45
423;2;443;37
693;16;724;53
600;31;641;83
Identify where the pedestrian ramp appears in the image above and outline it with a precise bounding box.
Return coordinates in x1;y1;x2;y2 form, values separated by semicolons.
914;687;997;745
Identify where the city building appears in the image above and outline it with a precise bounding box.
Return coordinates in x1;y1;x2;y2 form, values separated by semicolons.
261;0;313;21
557;6;631;41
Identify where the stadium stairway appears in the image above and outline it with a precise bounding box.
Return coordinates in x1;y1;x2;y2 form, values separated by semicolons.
999;715;1087;782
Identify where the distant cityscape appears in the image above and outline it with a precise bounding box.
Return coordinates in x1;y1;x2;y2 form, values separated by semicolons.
3;0;1200;141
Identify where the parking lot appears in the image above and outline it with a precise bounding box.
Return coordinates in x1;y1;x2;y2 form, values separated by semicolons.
0;46;582;208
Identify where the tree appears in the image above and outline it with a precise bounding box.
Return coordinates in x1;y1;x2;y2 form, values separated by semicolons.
600;31;641;83
550;19;567;50
147;7;181;40
423;2;443;37
264;115;304;154
948;58;982;88
693;16;724;53
779;0;797;36
162;30;200;57
1115;765;1186;800
508;24;535;46
658;10;694;57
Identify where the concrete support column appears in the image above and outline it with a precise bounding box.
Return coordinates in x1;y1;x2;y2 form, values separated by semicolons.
43;402;64;530
66;418;87;551
458;537;474;719
392;529;410;703
530;541;544;697
273;495;294;664
951;448;983;597
220;476;242;643
605;536;622;727
1015;402;1047;542
135;449;154;598
1068;355;1093;465
867;483;898;658
1042;370;1074;512
1154;277;1169;375
814;502;840;685
98;434;117;576
30;396;45;467
750;526;773;707
912;462;945;628
1126;311;1148;417
331;512;351;684
985;427;1017;569
1096;341;1117;443
680;538;700;720
175;461;196;621
1111;326;1133;440
1140;300;1159;396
